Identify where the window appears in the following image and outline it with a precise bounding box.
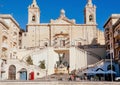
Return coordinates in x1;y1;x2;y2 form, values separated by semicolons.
37;73;39;76
62;40;65;46
89;15;93;22
24;33;26;36
24;46;26;49
118;30;120;33
107;65;115;71
32;15;35;21
44;42;48;47
118;51;120;59
78;42;81;46
60;40;65;47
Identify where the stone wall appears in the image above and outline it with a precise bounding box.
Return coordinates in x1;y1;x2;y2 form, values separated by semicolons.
0;81;120;85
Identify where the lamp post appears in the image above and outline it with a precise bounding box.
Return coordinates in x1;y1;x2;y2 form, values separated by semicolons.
110;33;113;82
110;49;113;82
46;44;49;80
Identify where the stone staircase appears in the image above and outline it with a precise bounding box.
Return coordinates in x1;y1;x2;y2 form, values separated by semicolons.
21;47;47;62
80;59;104;72
76;47;102;60
39;73;70;81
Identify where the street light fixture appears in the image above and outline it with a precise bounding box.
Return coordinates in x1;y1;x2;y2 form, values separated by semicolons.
110;32;113;82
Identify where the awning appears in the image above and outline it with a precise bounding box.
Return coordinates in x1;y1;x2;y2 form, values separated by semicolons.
95;69;105;74
83;69;95;74
106;70;116;74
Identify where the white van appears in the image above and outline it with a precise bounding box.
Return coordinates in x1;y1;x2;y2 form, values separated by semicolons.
115;77;120;81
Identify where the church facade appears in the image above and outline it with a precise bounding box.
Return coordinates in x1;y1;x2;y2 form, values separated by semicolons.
21;0;105;75
22;0;104;49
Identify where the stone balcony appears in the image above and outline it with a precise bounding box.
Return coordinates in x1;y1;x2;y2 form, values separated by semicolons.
114;31;120;38
2;42;9;49
54;46;69;51
1;52;8;60
12;37;17;43
2;30;8;37
12;47;17;52
115;42;120;49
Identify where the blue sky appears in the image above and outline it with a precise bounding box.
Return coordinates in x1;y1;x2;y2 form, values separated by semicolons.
0;0;120;31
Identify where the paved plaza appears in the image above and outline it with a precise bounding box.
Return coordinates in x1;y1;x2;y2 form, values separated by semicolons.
0;81;120;85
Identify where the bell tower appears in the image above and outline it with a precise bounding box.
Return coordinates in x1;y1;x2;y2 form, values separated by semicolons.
28;0;40;24
84;0;96;25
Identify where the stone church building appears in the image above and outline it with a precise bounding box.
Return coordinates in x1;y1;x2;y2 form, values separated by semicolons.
21;0;105;75
22;0;104;48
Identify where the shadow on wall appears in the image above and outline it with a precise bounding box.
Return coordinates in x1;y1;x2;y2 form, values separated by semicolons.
91;38;98;45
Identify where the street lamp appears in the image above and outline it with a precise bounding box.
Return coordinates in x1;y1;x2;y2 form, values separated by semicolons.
110;37;113;82
45;44;49;80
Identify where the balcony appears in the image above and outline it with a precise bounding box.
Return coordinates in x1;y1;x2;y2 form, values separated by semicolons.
54;46;69;51
2;30;8;37
115;42;120;49
13;37;17;42
114;54;120;61
1;42;9;49
12;47;17;52
1;53;7;60
114;31;120;38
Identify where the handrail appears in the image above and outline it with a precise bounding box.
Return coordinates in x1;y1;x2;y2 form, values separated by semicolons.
21;47;47;62
81;59;104;71
87;51;102;60
76;47;102;60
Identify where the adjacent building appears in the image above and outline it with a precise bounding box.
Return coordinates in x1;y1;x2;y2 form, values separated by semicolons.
104;14;120;60
104;14;120;77
113;18;120;62
0;15;20;79
0;15;20;60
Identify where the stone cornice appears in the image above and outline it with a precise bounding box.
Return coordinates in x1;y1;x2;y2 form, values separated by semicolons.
104;14;120;28
27;23;97;27
0;14;20;29
0;18;9;29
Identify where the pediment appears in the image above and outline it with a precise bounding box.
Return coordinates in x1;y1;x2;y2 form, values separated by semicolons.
50;17;75;25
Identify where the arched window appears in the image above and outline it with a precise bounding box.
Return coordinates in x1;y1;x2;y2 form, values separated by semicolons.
32;15;35;21
89;15;93;22
9;65;16;80
107;64;115;71
78;42;81;46
44;42;48;47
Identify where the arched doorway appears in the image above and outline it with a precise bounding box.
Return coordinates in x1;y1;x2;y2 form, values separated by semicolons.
9;65;16;80
107;64;115;71
19;68;27;80
106;64;116;81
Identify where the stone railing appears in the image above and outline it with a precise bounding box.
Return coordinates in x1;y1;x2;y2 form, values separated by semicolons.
78;45;105;49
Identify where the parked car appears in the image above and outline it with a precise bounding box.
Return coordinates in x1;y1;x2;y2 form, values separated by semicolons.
115;77;120;81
